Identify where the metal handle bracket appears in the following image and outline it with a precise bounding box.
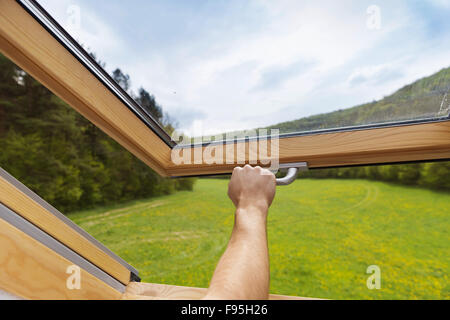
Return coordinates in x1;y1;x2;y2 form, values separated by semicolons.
276;162;308;186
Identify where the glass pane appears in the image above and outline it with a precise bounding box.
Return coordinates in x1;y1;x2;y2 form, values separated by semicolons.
38;0;450;142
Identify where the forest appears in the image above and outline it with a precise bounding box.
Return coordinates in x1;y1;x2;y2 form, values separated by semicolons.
0;53;194;212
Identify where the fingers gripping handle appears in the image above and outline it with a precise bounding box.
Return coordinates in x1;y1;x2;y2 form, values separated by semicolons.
275;162;308;186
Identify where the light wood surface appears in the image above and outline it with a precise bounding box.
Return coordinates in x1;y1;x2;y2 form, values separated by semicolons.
166;121;450;176
0;0;171;176
0;218;122;300
122;282;319;300
0;174;131;285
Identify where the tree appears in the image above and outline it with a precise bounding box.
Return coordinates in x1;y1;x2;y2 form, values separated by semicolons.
112;68;130;92
419;162;450;190
137;87;163;122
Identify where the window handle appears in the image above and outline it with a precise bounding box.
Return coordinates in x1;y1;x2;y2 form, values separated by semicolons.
276;162;308;186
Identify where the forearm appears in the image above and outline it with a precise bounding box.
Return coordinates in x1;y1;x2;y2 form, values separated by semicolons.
203;206;270;300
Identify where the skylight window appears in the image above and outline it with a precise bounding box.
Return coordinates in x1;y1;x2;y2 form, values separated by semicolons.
38;0;450;141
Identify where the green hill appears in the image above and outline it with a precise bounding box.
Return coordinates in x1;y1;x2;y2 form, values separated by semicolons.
269;67;450;134
265;67;450;191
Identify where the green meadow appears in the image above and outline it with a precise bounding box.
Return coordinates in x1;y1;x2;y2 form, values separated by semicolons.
69;179;450;299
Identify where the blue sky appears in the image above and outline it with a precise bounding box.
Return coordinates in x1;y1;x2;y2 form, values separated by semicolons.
39;0;450;136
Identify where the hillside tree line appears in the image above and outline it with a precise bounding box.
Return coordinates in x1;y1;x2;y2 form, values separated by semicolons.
302;162;449;191
270;66;450;191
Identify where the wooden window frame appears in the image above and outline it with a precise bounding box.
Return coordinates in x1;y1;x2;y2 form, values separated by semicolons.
1;0;449;179
0;168;138;286
0;202;123;299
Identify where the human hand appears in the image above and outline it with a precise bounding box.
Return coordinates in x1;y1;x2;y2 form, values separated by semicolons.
228;165;276;216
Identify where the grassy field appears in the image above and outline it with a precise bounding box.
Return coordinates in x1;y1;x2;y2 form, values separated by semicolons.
68;179;450;299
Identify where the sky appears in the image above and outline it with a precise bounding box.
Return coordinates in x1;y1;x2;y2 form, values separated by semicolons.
39;0;450;136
